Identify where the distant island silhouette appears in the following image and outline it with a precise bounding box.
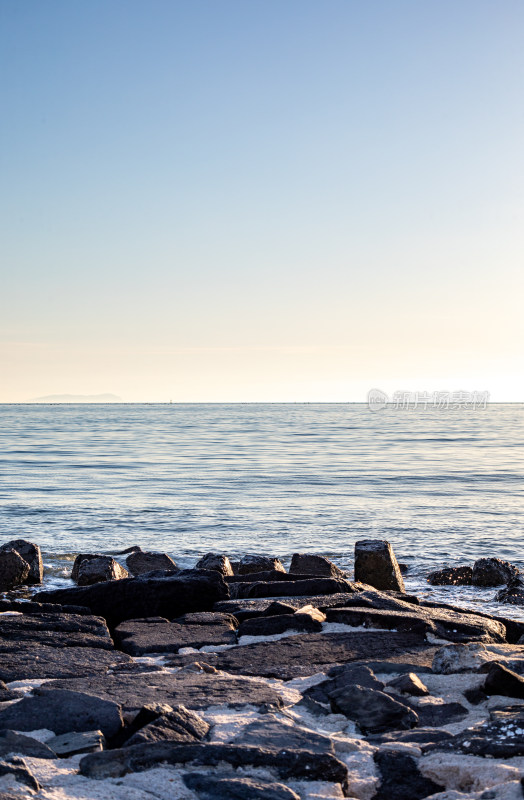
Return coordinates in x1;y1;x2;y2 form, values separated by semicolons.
29;393;122;403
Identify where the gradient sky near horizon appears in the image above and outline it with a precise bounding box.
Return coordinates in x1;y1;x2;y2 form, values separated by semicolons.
1;0;523;402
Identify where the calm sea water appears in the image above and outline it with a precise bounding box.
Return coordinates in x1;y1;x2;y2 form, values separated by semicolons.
0;403;523;617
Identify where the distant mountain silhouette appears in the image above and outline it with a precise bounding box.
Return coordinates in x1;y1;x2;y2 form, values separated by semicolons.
29;393;122;403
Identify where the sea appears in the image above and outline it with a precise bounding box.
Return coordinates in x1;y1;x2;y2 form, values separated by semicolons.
0;403;523;619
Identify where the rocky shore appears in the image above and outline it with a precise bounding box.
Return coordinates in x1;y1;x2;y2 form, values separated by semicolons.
1;539;524;799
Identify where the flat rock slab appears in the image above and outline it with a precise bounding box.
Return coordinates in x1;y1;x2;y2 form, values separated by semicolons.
43;670;285;714
231;578;356;600
0;644;132;682
214;593;372;621
425;708;524;758
0;612;113;648
170;631;437;680
114;619;236;655
233;717;334;754
79;742;348;789
183;774;301;800
0;730;56;759
0;688;123;737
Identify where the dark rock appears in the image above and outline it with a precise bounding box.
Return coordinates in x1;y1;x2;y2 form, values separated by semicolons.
237;609;324;638
483;662;524;699
496;576;524;605
425;708;524;757
0;610;114;649
77;556;128;586
463;687;487;705
47;730;105;756
0;599;93;616
420;598;524;644
0;730;56;759
0;645;131;683
305;664;384;703
0;540;43;584
0;549;30;592
330;684;418;733
195;553;234;576
327;588;420;611
173;611;238;627
427;566;473;586
232;577;356;600
411;701;469;727
387;673;429;697
472;557;519;587
124;705;209;747
227;570;301;584
213;593;363;621
126;550;178;576
35;569;230;628
0;679;22;702
0;688;123;737
115;545;142;555
42;670;285;714
238;555;285;574
232;716;334;754
71;553;104;582
368;728;454;747
325;605;505;643
289;553;346;579
354;540;405;592
183;774;301;800
372;750;444;800
167;631;437;680
114;617;236;655
79;742;349;789
0;757;40;792
398;562;409;575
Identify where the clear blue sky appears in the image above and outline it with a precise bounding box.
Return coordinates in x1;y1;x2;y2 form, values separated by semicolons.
1;0;523;401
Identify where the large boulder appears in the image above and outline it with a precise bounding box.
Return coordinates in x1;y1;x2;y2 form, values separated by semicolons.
237;555;285;575
34;569;229;627
77;556;128;586
0;539;43;584
195;553;233;576
472;557;519;587
0;549;30;591
289;553;346;579
427;566;473;586
126;551;178;576
354;540;405;592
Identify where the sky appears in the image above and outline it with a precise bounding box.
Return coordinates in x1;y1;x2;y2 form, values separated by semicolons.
1;0;523;402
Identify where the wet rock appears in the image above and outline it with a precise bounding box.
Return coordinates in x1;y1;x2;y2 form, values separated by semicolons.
387;673;429;697
424;708;524;757
115;545;142;555
496;576;524;605
0;688;123;737
354;540;405;592
372;750;444;800
35;569;229;627
79;742;349;789
183;774;301;800
232;716;334;754
114;617;236;655
289;553;346;579
232;577;356;599
483;662;524;699
427;566;473;586
0;549;30;592
71;553;104;581
126;550;178;576
47;730;105;756
0;730;56;759
330;684;418;733
472;558;519;587
0;757;40;792
168;630;437;680
0;539;43;584
237;607;324;637
195;553;234;576
124;705;209;747
77;556;129;585
238;555;285;574
43;670;285;714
